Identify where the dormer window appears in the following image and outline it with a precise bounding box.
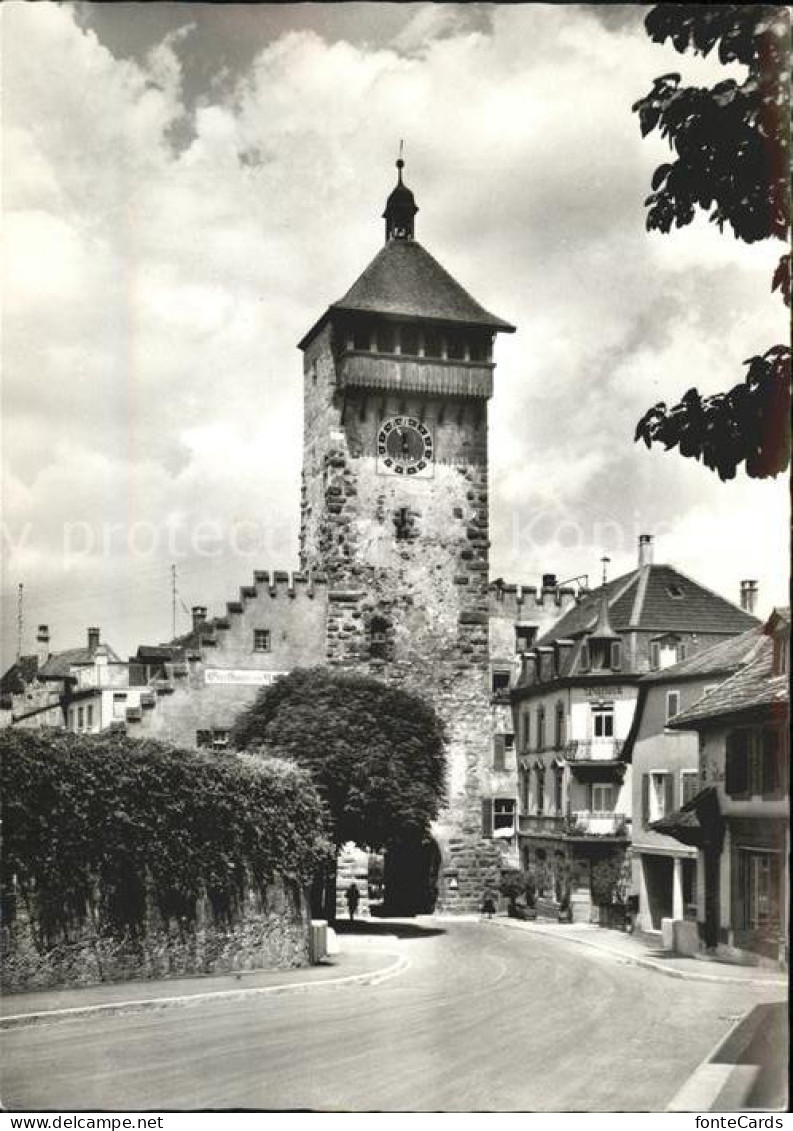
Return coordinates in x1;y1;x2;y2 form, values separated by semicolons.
611;641;622;669
580;643;590;671
773;635;789;676
650;635;686;670
666;584;685;599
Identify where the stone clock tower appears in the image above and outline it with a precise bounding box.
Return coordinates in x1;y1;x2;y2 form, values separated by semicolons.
298;160;515;911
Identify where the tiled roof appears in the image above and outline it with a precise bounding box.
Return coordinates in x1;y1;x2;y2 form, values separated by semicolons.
640;625;765;683
668;638;788;727
0;655;39;696
329;240;515;332
38;644;122;679
539;564;758;643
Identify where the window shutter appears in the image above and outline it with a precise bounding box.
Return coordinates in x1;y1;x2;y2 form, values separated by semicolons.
481;797;494;838
761;730;779;795
664;772;675;816
725;731;749;796
642;774;650;826
493;733;506;772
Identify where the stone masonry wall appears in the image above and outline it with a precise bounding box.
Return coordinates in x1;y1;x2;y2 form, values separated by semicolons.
2;881;310;993
299;327;509;910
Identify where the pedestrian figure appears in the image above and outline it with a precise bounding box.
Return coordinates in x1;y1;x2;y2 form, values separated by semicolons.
345;882;360;921
481;894;496;919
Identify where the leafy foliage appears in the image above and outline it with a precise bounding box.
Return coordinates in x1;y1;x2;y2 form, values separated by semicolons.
636;347;791;480
633;5;791;480
231;667;447;850
1;730;329;943
591;853;632;907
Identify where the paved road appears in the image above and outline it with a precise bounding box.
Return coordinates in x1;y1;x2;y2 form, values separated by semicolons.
1;920;783;1112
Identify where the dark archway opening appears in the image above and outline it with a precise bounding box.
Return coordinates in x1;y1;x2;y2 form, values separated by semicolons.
379;836;441;916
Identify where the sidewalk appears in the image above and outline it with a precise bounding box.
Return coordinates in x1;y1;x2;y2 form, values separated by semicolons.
489;915;788;988
0;935;405;1029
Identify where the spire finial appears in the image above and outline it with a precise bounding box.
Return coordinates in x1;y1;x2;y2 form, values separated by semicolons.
601;555;611;586
383;143;418;242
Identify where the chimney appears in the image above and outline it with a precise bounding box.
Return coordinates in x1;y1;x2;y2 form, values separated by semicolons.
638;534;654;568
542;573;557;590
36;625;50;668
192;606;208;631
87;627;100;652
740;580;758;614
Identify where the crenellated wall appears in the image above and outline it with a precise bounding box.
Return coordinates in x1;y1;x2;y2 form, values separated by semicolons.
127;571;328;748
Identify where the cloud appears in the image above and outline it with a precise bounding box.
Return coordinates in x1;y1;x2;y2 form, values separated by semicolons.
2;2;788;667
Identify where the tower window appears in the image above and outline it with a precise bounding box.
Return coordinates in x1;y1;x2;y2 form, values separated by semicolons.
352;323;371;351
515;625;536;653
400;324;419;356
370;616;390;660
423;327;442;358
491;670;510;696
446;330;465;361
376;323;396;354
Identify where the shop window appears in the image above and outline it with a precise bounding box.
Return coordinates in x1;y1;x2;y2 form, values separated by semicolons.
740;850;781;931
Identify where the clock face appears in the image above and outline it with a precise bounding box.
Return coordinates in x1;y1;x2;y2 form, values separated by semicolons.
377;416;434;476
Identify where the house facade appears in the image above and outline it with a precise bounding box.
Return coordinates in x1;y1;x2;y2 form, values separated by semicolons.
1;626;145;734
664;609;789;965
511;536;759;919
623;626;765;934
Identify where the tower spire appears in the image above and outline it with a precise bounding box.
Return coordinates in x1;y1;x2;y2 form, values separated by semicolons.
383;145;418;242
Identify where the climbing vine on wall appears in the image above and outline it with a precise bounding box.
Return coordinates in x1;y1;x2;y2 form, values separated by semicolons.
1;730;330;944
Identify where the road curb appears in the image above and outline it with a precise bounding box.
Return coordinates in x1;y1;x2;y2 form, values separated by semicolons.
0;949;409;1031
490;919;786;987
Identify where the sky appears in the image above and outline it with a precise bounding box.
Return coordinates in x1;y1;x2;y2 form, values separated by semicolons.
2;2;789;668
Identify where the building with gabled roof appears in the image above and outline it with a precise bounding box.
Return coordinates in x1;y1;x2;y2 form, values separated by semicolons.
511;534;760;922
658;609;789;965
623;624;765;937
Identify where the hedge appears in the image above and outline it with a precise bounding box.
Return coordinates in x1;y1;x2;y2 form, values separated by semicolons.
0;730;331;943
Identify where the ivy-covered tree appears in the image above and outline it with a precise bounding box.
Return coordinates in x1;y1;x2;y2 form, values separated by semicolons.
232;667;447;852
632;5;791;480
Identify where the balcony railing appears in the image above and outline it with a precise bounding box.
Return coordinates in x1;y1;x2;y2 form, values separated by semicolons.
518;814;565;836
568;810;628;837
564;739;624;762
